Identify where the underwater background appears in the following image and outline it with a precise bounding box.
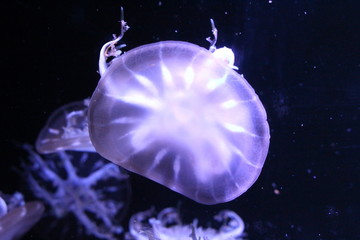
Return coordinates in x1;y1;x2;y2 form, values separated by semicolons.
1;0;359;239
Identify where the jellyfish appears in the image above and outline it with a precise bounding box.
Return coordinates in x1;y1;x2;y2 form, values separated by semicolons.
36;8;270;204
0;196;7;218
22;145;130;240
125;207;245;240
0;192;44;240
35;99;94;153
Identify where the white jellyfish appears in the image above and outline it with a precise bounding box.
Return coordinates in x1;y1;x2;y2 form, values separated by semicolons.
0;192;44;240
125;207;245;240
35;8;270;205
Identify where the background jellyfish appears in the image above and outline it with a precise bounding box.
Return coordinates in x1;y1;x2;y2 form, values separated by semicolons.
125;207;245;240
22;145;131;240
0;192;44;240
35;99;95;154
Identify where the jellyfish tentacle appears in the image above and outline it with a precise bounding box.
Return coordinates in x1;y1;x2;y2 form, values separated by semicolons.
206;18;218;53
214;210;245;239
99;7;130;76
104;6;130;57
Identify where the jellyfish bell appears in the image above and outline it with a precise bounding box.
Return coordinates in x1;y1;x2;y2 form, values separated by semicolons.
88;13;270;205
0;201;44;240
89;40;270;204
35;99;95;154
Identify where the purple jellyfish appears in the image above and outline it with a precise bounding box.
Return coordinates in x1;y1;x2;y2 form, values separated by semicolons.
36;9;270;204
0;192;44;240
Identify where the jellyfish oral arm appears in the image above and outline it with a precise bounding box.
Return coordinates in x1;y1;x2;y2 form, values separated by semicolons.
206;19;218;53
213;47;239;70
206;18;238;70
24;148;128;239
99;7;130;76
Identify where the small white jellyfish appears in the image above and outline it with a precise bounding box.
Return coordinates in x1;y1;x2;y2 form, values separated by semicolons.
36;99;94;153
0;202;44;240
0;192;44;240
125;207;245;240
36;8;270;205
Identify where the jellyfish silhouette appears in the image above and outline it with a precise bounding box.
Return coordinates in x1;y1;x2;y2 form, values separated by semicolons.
36;9;270;204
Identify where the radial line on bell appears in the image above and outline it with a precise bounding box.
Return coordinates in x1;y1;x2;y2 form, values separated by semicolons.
133;73;159;96
111;117;140;124
223;123;259;137
206;73;228;91
146;148;168;174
